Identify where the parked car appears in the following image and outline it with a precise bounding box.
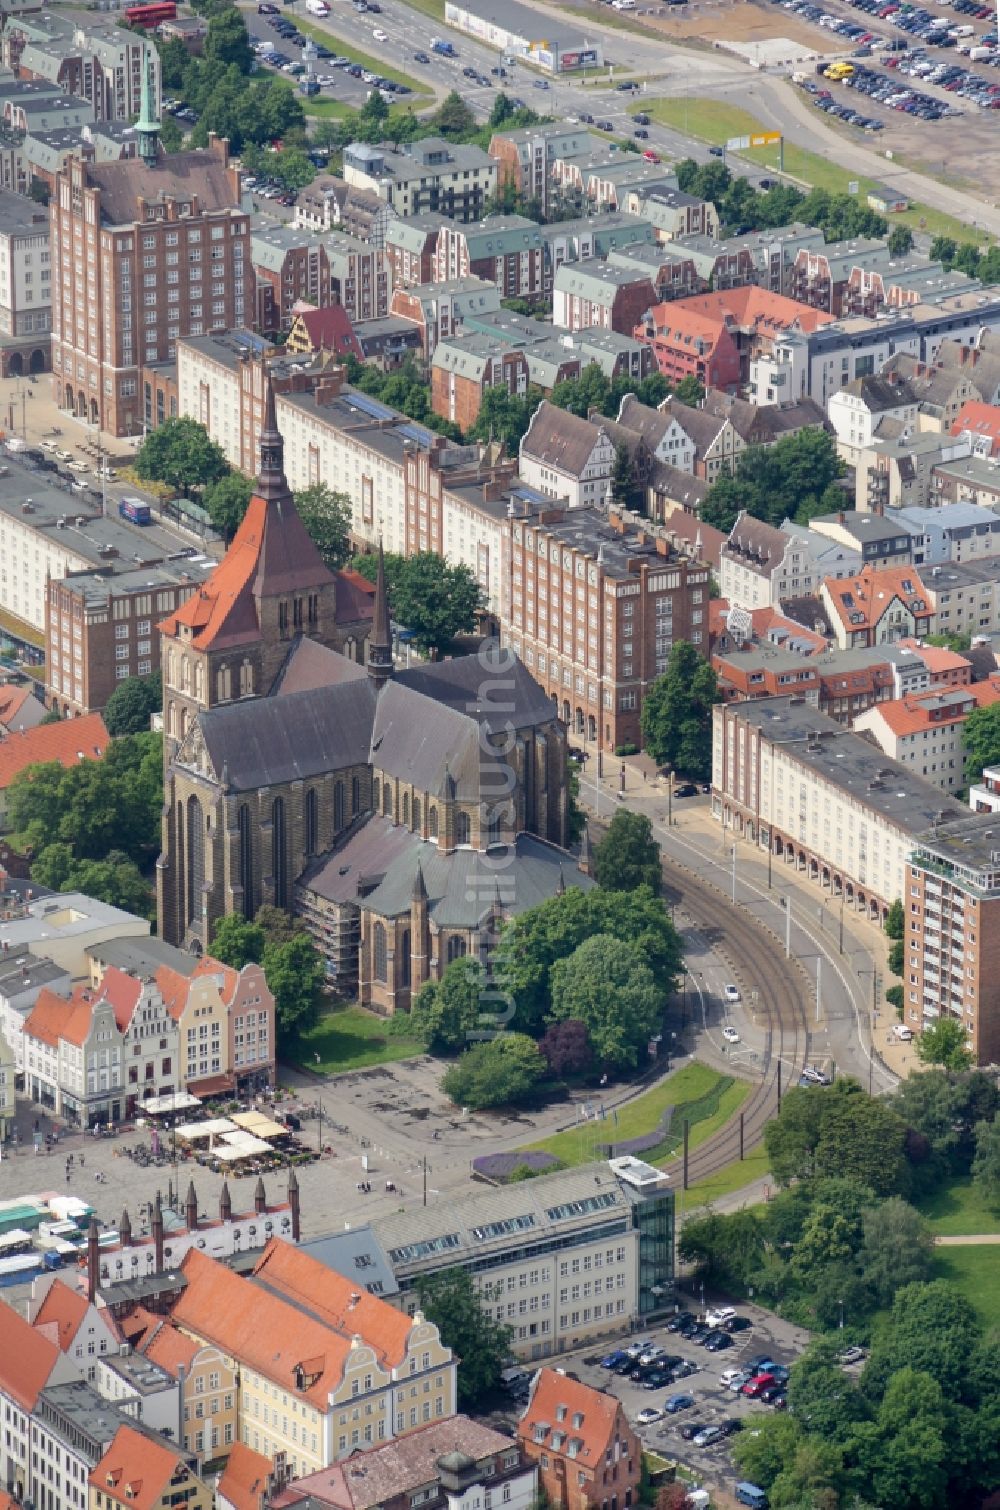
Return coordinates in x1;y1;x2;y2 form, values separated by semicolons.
706;1307;738;1328
634;127;649;137
636;1407;664;1426
674;782;699;797
743;1374;778;1402
665;1394;695;1413
724;1316;752;1333
839;1346;867;1366
414;50;430;61
601;1350;629;1369
667;1312;695;1332
680;1422;707;1440
724;984;740;1003
671;1360;700;1380
708;144;724;155
704;1331;733;1352
693;1426;724;1447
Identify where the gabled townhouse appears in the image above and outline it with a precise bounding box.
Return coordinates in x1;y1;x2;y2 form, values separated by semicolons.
821;564;934;649
626;187;719;245
22;984;123;1126
842;256;972;319
89;1422;213;1510
553;260;657;336
0;1300;79;1499
856;428;973;512
28;1276;121;1382
97;966;180;1117
384;215;448;290
432;216;545;303
217;1442;274;1510
518;401;615;508
285;306;363;364
719;514;830;611
788;237;889;315
518;1369;640;1510
950;398;1000;457
884;501;1000;567
163;957;274;1099
538;214;654;295
827;373;919;467
120;1309;239;1461
293;176;395;246
881;351;980;430
659;398;744;483
615;394;697;476
935;332;1000;405
700;389;830;449
594;408;696;505
166;1242;456;1475
605;241;703;305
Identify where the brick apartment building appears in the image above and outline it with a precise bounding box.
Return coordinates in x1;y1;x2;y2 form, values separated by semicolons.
431;336;531;431
432;216;545;303
488;122;604;217
389;277;500;359
0;188;51;377
637;286;833;392
384;213;447;289
3;12;160;123
51;133;250;437
519;1370;641;1510
326;231;390;324
553;259;657;335
788;238;889;316
251;224;329;336
503;502;709;750
46;559;214;716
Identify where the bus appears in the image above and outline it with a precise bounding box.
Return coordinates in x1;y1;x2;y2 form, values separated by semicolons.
124;2;177;27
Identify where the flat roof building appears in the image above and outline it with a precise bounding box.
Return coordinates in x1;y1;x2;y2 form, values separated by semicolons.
442;0;603;72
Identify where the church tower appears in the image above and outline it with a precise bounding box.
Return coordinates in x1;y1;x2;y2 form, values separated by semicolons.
366;542;393;690
158;366;346;946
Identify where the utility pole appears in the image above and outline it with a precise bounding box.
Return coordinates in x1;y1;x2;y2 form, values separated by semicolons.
785;896;791;959
816;955;822;1023
777;1059;782;1111
839;894;844;956
731;844;737;906
767;841;772;890
423;1155;427;1207
682;1119;689;1190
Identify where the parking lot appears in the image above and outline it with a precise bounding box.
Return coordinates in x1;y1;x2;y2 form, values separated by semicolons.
498;1301;815;1502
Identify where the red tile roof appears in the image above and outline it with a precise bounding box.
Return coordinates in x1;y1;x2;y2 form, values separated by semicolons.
159;488;333;653
138;1318;201;1377
96;966;143;1033
0;1296;60;1409
647;285;834;343
0;712;108;792
172;1248;352;1408
217;1443;273;1510
291;306;363;360
898;637;971;677
823;565;933;633
250;1238;413;1368
518;1369;626;1469
90;1423;198;1510
0;684;38;731
951;399;1000;453
868;677;1000;737
32;1279;90;1351
24;985;98;1050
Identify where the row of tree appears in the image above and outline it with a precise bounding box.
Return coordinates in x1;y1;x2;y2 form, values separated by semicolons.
675;161;892;244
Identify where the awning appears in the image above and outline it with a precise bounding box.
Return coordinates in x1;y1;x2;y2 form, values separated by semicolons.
141;1093;199;1116
230;1111;287;1140
187;1072;236;1098
213;1132;271;1161
174;1118;236;1141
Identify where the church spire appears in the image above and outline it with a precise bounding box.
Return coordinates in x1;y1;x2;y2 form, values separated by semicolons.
367;541;393;689
135;51;160;167
256;365;289;503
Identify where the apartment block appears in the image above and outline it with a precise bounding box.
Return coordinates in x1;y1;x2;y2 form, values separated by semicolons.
504;503;709;751
342;139;496;222
712;642;895;722
46;559;215;718
519;402;616;510
520;1371;640;1510
293;174;395;244
712;696;966;919
326;232;391;324
788;238;890;315
384;215;447;290
488;122;604;216
3;13;160;123
0;188;51;377
907;814;1000;1063
51;135;250;437
251;225;329;336
388;278;499;360
432;216;545;303
855;679;1000;794
553;260;657;336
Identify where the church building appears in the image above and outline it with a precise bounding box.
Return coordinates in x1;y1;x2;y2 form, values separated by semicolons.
157;374;585;1010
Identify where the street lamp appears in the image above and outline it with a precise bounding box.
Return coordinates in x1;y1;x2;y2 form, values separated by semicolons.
839;1299;845;1330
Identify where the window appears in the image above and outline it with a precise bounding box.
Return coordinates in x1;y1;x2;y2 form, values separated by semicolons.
373;923;387;983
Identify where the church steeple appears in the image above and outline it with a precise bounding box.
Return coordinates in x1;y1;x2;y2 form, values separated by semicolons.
135;52;160;167
257;365;289;503
367;541;393;689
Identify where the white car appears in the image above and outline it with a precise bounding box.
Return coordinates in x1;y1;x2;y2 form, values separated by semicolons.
705;1306;737;1329
722;1026;740;1045
372;26;387;39
720;1367;744;1387
636;1407;664;1426
724;984;740;1003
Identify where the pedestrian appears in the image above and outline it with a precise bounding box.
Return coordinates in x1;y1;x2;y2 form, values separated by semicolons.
65;1168;70;1185
80;1153;85;1168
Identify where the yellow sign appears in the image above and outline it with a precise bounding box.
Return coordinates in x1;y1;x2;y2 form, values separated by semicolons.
750;132;782;147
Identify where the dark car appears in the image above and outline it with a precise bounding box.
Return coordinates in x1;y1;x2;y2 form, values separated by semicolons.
759;1384;785;1403
671;1360;699;1381
687;1323;711;1344
673;783;699;798
708;144;724;155
704;1332;733;1353
634;127;649;137
414;50;430;61
719;1419;744;1438
667;1312;695;1333
724;1315;752;1333
679;1423;706;1441
642;1370;674;1390
772;1393;788;1410
597;119;613;130
633;110;650;123
747;1356;776;1375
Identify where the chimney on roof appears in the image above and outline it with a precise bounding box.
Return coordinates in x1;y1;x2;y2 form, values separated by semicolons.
255;1176;267;1215
87;1216;99;1304
287;1167;300;1243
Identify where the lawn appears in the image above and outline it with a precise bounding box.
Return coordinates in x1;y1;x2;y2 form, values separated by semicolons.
932;1246;1000;1329
917;1176;1000;1237
635;95;987;246
520;1060;750;1170
284;1003;423;1074
304;97;353;118
679;1143;771;1217
293;16;432;95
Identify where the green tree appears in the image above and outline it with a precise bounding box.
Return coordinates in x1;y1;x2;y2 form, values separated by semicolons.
415;1267;512;1408
468;385;540;450
640;640;720;780
764;1081;909;1197
61;852;154;917
159;114;184;153
441;1032;546;1108
700;427;846;533
610;440;633;507
787;1338;864;1440
548;934;661;1070
39;708;63;725
157;34;190;87
496;885;681;1038
270;148;314;194
407;957;485;1055
930;235;958;267
893;1067;1000;1176
431;89;477;138
9;733;162;864
731;1413;804;1491
210;914;266;968
102;671;162;737
593;809;661;895
388;552;483;656
673;374;704;406
263;931;324;1042
971;1117;1000;1212
488;91;515;127
866;1279;981;1402
963;700;1000;782
887;225;914;256
859;1196;935;1307
204;6;253;71
916;1015;973;1071
294;483;352;570
550;364;611;419
203;471;253;540
884;898;904;940
135;417;229;495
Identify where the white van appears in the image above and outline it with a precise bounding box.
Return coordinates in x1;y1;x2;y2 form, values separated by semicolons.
306;0;330;14
893;1024;914;1042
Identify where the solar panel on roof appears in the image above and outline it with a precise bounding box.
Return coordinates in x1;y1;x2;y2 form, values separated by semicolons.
347;391;396;422
398;423;435;446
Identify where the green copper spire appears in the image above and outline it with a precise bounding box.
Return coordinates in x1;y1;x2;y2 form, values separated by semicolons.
135;51;160;165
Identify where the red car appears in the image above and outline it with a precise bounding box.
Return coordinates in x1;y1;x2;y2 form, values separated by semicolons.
642;149;660;162
742;1373;776;1398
